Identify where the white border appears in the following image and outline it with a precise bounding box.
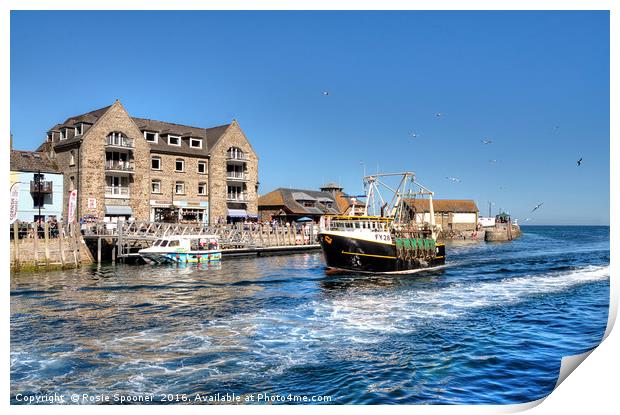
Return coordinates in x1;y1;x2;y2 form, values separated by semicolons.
2;2;616;415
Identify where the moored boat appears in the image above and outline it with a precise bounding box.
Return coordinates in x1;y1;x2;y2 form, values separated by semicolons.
138;235;222;264
318;172;445;274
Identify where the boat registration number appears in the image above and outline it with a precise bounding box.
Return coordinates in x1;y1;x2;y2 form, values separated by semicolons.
375;234;392;242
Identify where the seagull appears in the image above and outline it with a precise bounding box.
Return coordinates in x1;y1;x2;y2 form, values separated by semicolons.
522;218;532;222
531;202;544;213
409;132;418;138
577;157;583;166
435;112;443;118
489;159;497;164
446;176;461;183
322;91;330;96
481;139;493;144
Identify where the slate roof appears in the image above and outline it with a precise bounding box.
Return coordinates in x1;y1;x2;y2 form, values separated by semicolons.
10;150;61;174
403;199;479;213
48;105;232;156
258;188;343;216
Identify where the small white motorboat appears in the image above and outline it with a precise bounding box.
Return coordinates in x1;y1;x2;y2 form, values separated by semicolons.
138;235;222;264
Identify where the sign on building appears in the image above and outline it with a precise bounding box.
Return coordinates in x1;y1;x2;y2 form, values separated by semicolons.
88;198;97;209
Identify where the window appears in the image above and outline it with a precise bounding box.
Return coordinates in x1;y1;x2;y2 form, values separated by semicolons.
190;138;202;148
175;181;185;195
70;150;75;166
198;182;207;195
151;156;161;170
151;180;161;194
47;132;53;142
227;147;245;160
106;176;129;197
175;159;185;172
144;131;158;143
198;160;207;174
168;135;181;146
60;129;67;140
75;124;83;136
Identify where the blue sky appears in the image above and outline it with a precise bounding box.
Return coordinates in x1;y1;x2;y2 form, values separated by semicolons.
10;11;609;225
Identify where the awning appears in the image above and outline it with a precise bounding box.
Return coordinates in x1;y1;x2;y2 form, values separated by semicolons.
296;216;313;222
227;209;247;218
105;205;133;216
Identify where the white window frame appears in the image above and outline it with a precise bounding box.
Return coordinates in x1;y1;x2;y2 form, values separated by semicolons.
175;159;185;172
60;129;67;140
198;182;207;195
190;138;202;149
151;179;161;194
75;124;83;136
175;181;185;195
168;135;181;146
151;156;161;171
144;131;158;143
198;160;207;174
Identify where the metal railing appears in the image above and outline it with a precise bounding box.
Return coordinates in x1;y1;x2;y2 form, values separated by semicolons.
226;152;248;161
82;220;319;249
226;171;247;180
105;186;130;197
30;180;53;193
105;160;134;171
226;192;248;201
106;136;134;148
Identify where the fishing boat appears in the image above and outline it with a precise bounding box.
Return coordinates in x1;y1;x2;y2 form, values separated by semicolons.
138;235;222;264
318;172;445;273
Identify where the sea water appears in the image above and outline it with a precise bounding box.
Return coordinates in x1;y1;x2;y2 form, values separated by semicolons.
10;226;610;404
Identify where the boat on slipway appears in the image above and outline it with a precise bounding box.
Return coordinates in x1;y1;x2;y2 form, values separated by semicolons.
318;172;445;273
138;235;222;264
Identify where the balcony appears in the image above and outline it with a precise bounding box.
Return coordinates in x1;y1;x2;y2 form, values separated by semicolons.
105;160;135;173
227;192;248;202
226;171;248;181
226;151;248;161
105;186;130;198
106;136;134;149
30;180;53;194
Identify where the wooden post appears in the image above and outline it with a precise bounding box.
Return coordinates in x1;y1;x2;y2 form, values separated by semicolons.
288;224;293;245
97;237;102;264
44;222;50;268
258;225;264;247
279;226;284;246
33;222;40;269
12;222;20;271
58;221;66;268
112;244;116;263
70;223;79;267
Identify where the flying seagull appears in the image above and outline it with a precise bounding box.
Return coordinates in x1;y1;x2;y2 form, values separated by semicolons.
522;218;532;223
446;176;461;183
481;139;493;144
322;91;330;96
489;159;497;164
435;112;443;118
577;158;583;166
531;202;544;213
409;132;418;138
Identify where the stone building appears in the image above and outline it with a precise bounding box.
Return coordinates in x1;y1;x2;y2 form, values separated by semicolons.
402;199;479;232
36;100;258;224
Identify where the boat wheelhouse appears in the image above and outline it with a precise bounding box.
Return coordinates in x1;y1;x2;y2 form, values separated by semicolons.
138;235;222;264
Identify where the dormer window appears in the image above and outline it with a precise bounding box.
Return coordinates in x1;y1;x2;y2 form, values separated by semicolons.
190;138;202;149
144;131;158;143
168;135;181;146
60;129;67;140
47;132;53;142
75;124;83;136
